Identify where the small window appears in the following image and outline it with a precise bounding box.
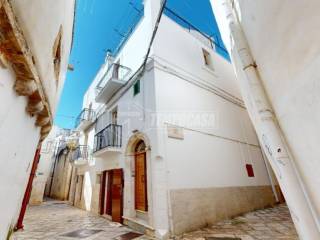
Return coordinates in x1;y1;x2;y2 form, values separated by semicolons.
202;49;213;70
113;61;120;79
133;80;140;96
53;26;63;84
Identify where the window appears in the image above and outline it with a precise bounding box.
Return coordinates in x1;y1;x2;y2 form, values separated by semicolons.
53;26;63;84
113;61;120;79
202;49;214;70
133;80;140;96
111;107;118;124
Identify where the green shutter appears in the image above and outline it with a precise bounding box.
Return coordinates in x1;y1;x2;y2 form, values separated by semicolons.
133;80;140;96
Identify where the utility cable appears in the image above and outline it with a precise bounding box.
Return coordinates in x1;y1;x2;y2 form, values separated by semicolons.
141;0;167;74
105;0;168;109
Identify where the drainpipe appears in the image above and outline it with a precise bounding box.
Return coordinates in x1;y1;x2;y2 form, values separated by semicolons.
260;146;279;203
212;1;320;239
15;146;41;230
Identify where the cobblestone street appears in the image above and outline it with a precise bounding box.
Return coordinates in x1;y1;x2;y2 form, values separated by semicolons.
179;204;298;240
12;200;145;240
12;200;298;240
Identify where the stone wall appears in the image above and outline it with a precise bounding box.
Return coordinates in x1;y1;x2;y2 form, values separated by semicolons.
50;152;73;200
170;186;275;235
90;183;101;215
74;175;86;211
29;176;47;205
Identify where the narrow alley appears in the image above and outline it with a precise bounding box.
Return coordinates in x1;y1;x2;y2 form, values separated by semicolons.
12;200;146;240
2;0;320;239
12;200;297;240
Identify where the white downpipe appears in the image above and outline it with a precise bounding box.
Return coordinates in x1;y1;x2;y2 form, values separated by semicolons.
260;147;279;203
216;1;320;239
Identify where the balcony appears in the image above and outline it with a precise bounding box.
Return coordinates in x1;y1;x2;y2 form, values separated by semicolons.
75;108;96;131
95;63;131;103
71;145;92;166
93;124;122;156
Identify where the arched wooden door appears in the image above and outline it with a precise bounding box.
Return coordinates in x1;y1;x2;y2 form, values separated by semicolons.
135;141;148;211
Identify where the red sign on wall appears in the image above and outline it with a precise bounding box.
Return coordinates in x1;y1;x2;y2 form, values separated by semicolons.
246;164;255;177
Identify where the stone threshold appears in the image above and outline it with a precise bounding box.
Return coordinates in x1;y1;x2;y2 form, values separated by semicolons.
123;216;155;237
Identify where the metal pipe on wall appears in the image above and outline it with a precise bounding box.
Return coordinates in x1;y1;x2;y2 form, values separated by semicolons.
15;147;41;230
212;0;320;239
260;146;279;203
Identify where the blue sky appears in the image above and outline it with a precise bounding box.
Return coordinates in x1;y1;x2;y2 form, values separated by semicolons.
55;0;224;129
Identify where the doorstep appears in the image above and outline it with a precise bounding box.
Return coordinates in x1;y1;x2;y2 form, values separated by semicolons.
123;216;155;237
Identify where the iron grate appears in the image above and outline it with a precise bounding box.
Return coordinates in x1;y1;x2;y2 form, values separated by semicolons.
114;232;143;240
61;229;103;239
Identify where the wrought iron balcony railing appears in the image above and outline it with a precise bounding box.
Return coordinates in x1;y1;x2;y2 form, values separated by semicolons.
75;108;96;129
94;124;122;152
164;7;229;59
71;145;91;164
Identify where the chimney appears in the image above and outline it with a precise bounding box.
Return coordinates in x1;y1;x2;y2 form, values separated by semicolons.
143;0;163;30
104;49;114;68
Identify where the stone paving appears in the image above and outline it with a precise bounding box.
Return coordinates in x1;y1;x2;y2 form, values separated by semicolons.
177;204;299;240
12;200;298;240
12;200;144;240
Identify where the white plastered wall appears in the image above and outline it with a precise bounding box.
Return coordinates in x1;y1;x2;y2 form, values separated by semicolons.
0;1;74;237
30;126;59;205
0;66;40;239
9;0;75;115
211;0;320;223
75;1;273;237
152;15;270;189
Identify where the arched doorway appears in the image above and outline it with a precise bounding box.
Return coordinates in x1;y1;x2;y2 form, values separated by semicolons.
134;140;148;212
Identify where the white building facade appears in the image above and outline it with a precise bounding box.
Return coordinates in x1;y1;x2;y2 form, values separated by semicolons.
29;127;79;205
70;0;278;238
0;0;75;239
29;126;60;205
210;1;320;239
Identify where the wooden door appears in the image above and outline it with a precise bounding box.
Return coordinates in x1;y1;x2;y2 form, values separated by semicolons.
106;171;112;215
135;153;148;211
111;169;123;223
100;172;107;215
100;171;113;216
76;175;84;205
68;168;77;205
